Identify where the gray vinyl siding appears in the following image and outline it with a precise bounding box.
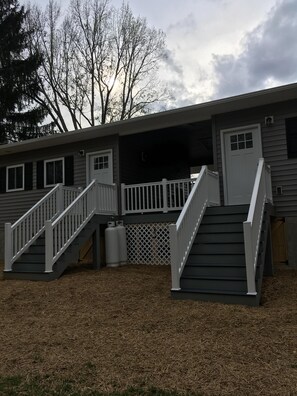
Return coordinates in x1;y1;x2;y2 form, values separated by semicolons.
214;99;297;217
0;134;119;231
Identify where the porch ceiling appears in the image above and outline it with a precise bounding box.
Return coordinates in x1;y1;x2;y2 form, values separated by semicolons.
120;120;213;167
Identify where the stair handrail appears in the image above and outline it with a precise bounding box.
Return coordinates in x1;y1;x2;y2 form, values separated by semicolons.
243;158;272;295
169;167;220;290
45;180;118;272
4;184;63;271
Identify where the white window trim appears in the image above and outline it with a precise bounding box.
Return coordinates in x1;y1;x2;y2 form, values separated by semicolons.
44;157;65;187
6;164;25;192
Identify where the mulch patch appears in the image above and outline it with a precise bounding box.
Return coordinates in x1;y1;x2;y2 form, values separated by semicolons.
0;262;297;395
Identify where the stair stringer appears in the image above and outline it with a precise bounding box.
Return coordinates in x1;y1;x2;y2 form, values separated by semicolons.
252;204;273;305
50;215;102;280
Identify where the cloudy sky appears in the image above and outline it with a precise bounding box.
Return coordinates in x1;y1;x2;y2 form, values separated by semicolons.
27;0;297;108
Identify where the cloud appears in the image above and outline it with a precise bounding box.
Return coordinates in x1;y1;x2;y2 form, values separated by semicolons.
162;49;184;77
212;0;297;98
160;48;204;108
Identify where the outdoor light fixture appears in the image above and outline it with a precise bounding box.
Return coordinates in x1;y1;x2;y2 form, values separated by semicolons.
264;116;274;127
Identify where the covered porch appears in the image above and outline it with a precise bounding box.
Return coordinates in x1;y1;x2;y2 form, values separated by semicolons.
119;120;213;185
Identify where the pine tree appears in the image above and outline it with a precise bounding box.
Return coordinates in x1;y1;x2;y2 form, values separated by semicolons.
0;0;47;143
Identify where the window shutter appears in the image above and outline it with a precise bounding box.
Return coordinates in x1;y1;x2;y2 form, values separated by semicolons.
0;167;6;193
36;160;44;189
64;156;74;186
24;162;33;190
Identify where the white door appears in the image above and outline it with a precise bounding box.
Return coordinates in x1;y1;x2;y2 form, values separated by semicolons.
222;126;262;205
88;150;113;184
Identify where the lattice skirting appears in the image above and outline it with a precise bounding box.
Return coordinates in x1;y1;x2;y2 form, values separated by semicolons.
125;223;171;265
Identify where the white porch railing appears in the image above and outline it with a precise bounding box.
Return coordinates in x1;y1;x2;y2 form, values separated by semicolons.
121;177;196;215
45;181;117;272
4;184;80;271
169;167;220;290
243;159;273;295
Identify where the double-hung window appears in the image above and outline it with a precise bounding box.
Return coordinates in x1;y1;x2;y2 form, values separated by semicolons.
44;158;64;187
6;164;24;192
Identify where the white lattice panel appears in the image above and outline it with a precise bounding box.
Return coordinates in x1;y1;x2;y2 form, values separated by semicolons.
126;223;171;265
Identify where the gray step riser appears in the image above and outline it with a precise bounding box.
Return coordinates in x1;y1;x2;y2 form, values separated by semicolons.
206;206;249;215
202;214;247;224
171;290;259;306
183;266;248;278
180;278;247;292
191;243;245;255
15;254;45;264
34;239;45;246
187;254;246;265
185;258;247;267
196;233;244;243
12;263;45;272
27;245;45;254
199;223;243;233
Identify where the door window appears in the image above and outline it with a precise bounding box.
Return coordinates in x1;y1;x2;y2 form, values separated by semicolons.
94;156;109;170
230;132;253;151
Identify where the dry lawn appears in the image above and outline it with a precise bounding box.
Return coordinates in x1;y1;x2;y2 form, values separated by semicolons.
0;262;297;395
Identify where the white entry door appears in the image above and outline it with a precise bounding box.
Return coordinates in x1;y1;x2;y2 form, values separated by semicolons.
222;125;262;205
88;150;113;184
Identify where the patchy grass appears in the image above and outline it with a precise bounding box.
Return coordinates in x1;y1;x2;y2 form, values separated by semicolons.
0;376;193;396
0;262;297;395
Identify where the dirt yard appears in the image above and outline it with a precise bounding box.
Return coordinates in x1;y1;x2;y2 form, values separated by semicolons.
0;262;297;395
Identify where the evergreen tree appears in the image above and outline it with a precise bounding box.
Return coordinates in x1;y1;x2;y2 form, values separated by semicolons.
0;0;47;143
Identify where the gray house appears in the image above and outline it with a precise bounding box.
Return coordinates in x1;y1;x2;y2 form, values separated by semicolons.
1;82;297;305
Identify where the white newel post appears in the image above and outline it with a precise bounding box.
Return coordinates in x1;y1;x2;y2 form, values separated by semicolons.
169;223;180;290
162;179;168;213
265;165;273;203
243;222;257;295
95;182;98;214
114;184;118;215
4;223;12;271
57;183;64;213
121;183;126;215
45;220;53;273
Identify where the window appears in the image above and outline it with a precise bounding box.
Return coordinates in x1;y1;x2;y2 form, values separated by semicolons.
6;164;24;192
94;155;109;170
230;132;253;151
286;116;297;158
44;158;64;187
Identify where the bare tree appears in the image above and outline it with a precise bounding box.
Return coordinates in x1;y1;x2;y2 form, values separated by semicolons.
28;0;166;132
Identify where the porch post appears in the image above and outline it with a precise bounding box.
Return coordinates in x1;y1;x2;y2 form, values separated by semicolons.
162;178;168;213
243;222;257;295
4;223;12;271
121;183;126;215
92;224;101;270
169;223;180;290
45;220;54;273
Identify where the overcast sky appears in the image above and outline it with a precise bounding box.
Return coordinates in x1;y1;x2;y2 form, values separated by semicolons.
26;0;297;108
